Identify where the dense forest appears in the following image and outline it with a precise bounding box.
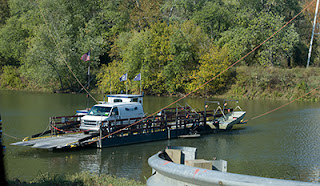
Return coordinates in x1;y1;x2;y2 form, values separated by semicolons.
0;0;319;99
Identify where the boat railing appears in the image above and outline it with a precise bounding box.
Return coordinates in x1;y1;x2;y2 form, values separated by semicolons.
234;105;243;111
96;111;204;139
50;115;83;136
29;115;84;138
45;102;226;139
185;103;200;117
215;106;227;121
100;116;168;137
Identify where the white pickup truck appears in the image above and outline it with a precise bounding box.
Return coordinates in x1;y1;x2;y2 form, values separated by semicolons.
79;94;144;131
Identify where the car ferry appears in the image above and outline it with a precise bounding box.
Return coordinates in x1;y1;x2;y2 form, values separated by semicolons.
11;94;246;150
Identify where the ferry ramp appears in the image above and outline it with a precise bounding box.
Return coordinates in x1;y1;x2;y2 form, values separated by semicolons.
11;133;94;149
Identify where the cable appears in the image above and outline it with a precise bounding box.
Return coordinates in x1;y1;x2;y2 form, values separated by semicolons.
36;0;98;103
2;132;21;140
250;87;319;121
87;0;318;144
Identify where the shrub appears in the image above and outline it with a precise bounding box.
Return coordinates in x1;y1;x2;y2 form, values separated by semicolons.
0;66;24;89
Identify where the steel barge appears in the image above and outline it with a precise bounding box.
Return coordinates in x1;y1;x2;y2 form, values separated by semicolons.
11;94;246;150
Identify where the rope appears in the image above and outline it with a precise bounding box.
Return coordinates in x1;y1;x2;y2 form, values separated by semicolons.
51;126;75;133
36;0;98;103
250;87;319;121
2;132;21;140
51;125;90;134
87;0;318;145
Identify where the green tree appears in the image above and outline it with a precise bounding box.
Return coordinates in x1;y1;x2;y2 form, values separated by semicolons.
161;0;207;23
0;16;28;67
130;0;163;30
218;11;299;67
0;65;23;89
98;20;209;94
0;0;9;26
192;0;233;39
0;0;113;91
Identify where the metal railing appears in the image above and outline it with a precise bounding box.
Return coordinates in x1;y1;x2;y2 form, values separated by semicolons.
147;147;318;186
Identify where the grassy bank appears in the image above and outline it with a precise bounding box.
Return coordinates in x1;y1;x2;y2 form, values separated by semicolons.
1;66;319;101
8;172;145;186
223;66;320;101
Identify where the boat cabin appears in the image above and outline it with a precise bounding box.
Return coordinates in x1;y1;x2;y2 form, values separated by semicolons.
103;94;143;105
79;94;144;131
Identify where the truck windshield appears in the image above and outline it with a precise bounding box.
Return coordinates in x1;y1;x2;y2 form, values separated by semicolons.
88;106;112;116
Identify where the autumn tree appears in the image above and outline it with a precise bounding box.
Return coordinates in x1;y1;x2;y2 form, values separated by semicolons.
187;45;232;96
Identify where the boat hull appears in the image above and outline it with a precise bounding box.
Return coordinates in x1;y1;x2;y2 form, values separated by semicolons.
98;126;213;148
207;111;246;130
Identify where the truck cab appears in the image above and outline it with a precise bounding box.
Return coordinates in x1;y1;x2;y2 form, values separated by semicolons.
79;94;144;131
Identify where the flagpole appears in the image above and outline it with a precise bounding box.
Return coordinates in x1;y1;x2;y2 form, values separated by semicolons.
140;71;142;95
126;72;128;94
81;50;91;108
87;59;90;109
109;70;112;95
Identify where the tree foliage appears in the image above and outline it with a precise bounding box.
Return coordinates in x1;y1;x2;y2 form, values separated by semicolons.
0;65;23;89
188;45;232;95
98;20;209;95
0;0;316;95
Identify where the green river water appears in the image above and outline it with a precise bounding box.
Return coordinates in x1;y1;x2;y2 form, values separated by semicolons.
0;90;319;183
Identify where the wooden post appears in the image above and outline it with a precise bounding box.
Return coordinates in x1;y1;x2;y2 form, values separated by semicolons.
98;124;102;149
0;114;7;185
0;115;2;148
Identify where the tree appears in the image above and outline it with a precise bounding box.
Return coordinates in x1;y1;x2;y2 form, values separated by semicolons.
130;0;163;30
161;0;207;23
192;0;233;40
0;16;28;67
187;45;232;95
0;0;112;91
218;11;299;67
0;0;9;26
97;20;209;94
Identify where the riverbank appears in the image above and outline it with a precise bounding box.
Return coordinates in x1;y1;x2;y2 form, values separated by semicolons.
8;172;145;186
222;66;320;101
147;66;320;101
1;66;319;101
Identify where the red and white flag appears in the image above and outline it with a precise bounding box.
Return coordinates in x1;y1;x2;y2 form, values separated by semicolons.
81;51;90;61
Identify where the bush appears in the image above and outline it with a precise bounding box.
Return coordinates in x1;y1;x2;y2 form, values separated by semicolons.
0;66;24;89
8;172;145;186
224;66;320;101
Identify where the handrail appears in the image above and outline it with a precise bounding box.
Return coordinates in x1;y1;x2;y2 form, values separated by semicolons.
215;106;227;121
234;106;243;111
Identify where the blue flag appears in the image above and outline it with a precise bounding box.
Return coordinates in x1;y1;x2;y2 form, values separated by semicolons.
133;73;141;81
119;73;127;82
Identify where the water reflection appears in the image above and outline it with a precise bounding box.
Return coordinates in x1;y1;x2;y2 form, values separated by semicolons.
1;91;320;183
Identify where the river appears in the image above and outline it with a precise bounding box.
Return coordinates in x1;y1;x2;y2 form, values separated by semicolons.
0;90;319;183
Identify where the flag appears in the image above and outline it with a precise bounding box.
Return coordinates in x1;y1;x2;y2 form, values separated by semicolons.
81;51;90;61
119;73;127;82
133;73;141;81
